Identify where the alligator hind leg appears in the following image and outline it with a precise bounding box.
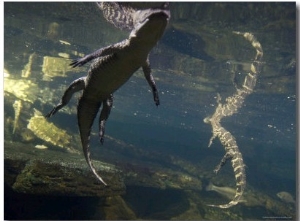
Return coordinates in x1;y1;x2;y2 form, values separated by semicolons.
213;152;232;174
99;94;114;144
45;77;85;118
142;58;160;106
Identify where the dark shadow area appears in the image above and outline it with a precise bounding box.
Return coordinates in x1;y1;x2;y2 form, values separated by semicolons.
4;184;103;220
123;185;190;219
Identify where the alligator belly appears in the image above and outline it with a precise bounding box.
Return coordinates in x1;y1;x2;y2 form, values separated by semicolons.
83;55;142;101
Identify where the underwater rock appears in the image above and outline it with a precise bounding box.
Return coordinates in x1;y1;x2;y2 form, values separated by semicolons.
27;109;78;153
46;22;60;40
170;195;204;220
4;78;39;103
21;52;36;78
20;128;35;142
4;141;125;197
57;52;70;58
151;171;202;190
34;144;48;150
42;56;74;81
12;100;22;134
119;162;202;191
98;196;137;220
263;195;295;218
4;68;10;77
11;160;122;197
105;136;203;191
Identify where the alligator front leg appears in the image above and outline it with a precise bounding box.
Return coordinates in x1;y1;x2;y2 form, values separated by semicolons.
99;94;114;144
70;40;127;67
142;58;160;106
45;77;85;118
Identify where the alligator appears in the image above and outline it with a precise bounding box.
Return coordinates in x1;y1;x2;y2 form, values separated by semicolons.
45;3;170;185
97;2;135;31
204;32;263;208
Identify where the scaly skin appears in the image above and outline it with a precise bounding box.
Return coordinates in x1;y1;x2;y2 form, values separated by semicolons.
204;32;263;208
46;3;170;185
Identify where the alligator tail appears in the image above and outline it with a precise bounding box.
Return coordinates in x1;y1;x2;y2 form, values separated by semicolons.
208;149;246;208
207;125;246;208
77;98;107;186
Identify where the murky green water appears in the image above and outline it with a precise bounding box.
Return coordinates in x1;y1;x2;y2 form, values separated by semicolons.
4;2;296;220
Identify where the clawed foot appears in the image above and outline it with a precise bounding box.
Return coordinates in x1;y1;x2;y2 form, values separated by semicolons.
45;108;56;118
154;92;160;106
213;166;221;174
45;104;63;118
155;98;160;106
70;57;89;68
100;137;104;145
207;135;216;148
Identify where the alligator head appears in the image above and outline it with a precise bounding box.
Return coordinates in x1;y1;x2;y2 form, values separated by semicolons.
130;4;170;47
